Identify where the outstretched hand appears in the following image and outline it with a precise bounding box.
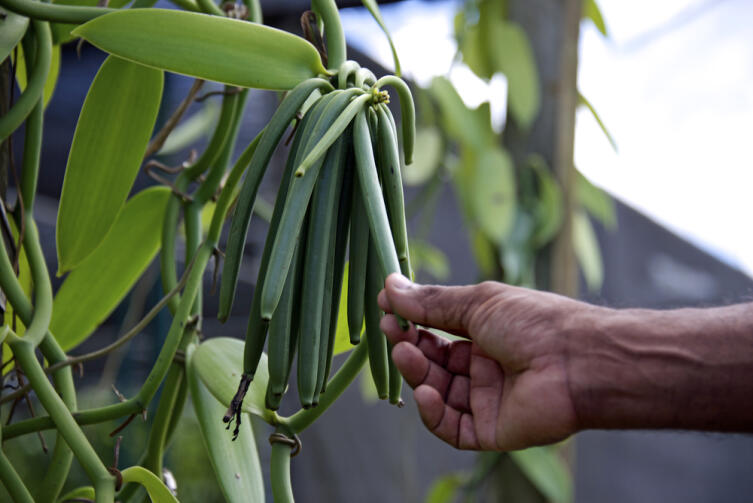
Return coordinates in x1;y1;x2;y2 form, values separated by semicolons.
378;273;582;451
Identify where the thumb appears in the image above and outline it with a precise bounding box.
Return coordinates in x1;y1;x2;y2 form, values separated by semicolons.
379;274;500;337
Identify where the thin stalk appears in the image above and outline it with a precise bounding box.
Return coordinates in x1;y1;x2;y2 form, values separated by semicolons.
0;447;34;503
311;0;346;69
167;0;200;11
0;0;113;23
282;341;368;433
183;201;203;315
141;364;185;476
10;338;115;502
144;79;205;159
0;20;51;141
160;175;190;314
196;0;223;16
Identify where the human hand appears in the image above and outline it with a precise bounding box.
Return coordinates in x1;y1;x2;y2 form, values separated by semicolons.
378;273;586;451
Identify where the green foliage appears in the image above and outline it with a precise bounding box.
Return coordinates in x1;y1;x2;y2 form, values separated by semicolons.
573;210;604;291
583;0;608;37
190;337;274;423
121;466;179;502
51;187;171;350
425;473;465;503
403;126;443;186
0;11;28;62
73;9;328;90
14;43;61;107
56;55;163;273
509;446;573;503
187;346;265;503
361;0;401;75
471;145;517;245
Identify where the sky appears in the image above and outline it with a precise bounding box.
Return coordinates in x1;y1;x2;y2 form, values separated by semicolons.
340;0;753;276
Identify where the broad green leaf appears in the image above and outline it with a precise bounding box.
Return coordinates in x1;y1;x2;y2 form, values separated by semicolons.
576;170;616;229
333;264;357;356
121;466;179;503
0;12;28;63
51;187;171;350
583;0;608;37
51;0;131;44
488;21;540;130
500;211;536;287
403;127;442;186
73;9;328;90
471;146;516;245
14;43;61;108
361;0;401;75
409;240;450;281
470;229;496;278
187;345;265;503
157;99;220;155
572;210;604;291
57;486;95;502
429;76;495;150
426;473;464;503
578;92;616;151
191;337;274;423
56;55;163;273
528;156;564;247
509;446;573;503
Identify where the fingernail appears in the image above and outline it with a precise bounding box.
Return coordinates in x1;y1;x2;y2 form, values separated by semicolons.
392;274;412;290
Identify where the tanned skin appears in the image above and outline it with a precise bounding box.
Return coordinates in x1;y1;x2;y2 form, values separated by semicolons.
377;273;753;451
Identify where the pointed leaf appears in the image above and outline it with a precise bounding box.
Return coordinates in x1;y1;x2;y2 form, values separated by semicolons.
361;0;401;75
121;466;179;503
426;473;464;503
15;43;61;107
488;21;540;130
429;76;495;149
528;156;564;247
409;240;450;281
583;0;608;37
0;12;28;63
403;127;442;186
52;187;171;350
509;446;573;503
157;99;220;155
471;146;516;245
578;92;617;151
50;0;132;44
56;55;163;273
573;210;604;291
57;486;95;502
187;345;265;503
191;337;274;423
73;9;327;90
576;170;616;229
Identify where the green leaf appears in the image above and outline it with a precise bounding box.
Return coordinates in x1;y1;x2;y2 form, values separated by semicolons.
583;0;608;37
425;473;464;503
57;486;95;502
56;55;163;274
572;210;604;291
578;92;616;151
187;345;265;503
191;337;274;423
333;264;358;356
403;127;443;186
528;156;564;247
575;170;616;229
51;187;171;350
73;9;328;90
471;146;516;245
409;240;450;281
15;43;61;108
361;0;401;75
509;446;573;503
429;76;495;150
157;99;220;155
121;466;179;503
488;21;540;130
0;12;28;63
500;211;536;287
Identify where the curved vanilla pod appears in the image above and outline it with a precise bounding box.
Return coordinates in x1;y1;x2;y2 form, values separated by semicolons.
374;75;415;165
298;136;347;408
364;240;389;399
240;92;333;378
218;77;333;321
376;104;412;277
260;88;361;321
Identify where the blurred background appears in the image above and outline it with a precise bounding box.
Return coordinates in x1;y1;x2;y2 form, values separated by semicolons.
2;0;753;502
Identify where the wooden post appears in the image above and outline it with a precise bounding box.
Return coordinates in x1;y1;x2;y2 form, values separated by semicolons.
503;0;582;297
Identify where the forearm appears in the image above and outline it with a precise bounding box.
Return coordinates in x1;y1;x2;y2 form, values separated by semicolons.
569;302;753;432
